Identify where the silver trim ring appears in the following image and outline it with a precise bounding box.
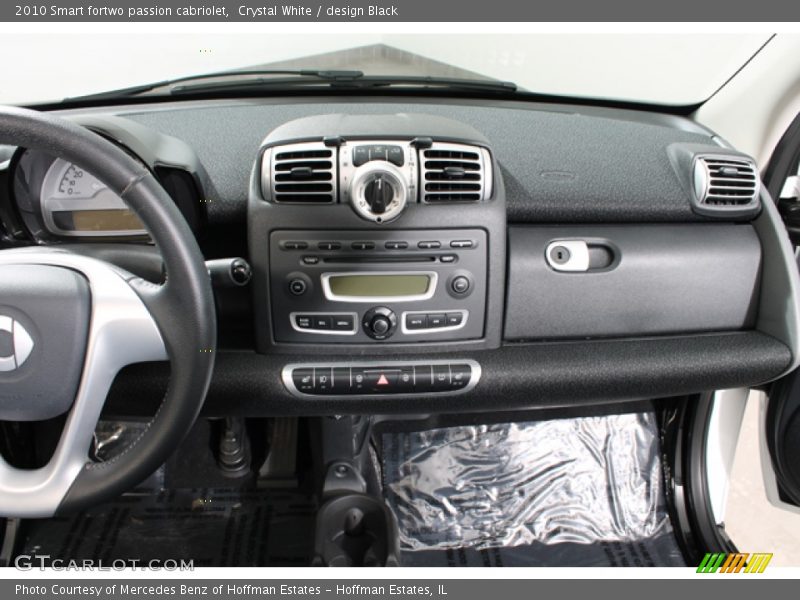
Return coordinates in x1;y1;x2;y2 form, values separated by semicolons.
349;161;410;223
320;270;438;303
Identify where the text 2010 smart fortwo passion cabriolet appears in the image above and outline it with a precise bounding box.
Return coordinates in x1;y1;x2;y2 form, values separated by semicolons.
1;34;800;568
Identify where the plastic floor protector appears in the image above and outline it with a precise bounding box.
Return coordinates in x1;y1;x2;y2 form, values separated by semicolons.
382;412;686;567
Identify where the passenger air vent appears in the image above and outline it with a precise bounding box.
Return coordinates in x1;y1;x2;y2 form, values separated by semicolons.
262;142;337;203
693;156;760;209
420;143;492;203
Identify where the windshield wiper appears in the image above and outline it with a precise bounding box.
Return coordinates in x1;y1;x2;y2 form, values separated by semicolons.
63;69;367;102
168;74;518;95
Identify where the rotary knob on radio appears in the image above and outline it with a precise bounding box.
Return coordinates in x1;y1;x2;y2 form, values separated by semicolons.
362;306;397;340
349;162;409;224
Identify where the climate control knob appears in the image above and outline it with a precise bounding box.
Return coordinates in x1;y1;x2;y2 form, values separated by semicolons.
364;176;394;215
362;306;398;340
350;162;409;224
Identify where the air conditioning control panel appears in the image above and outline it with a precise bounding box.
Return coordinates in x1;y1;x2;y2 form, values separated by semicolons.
260;137;493;221
341;142;417;223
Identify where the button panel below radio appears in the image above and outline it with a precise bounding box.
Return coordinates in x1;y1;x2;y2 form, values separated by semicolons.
403;310;466;333
290;312;358;335
282;361;481;397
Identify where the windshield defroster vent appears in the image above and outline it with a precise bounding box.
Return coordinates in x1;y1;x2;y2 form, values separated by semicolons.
262;142;337;203
693;156;760;213
420;143;492;203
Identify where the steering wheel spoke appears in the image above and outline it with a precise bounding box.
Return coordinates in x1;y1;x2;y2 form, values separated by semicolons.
0;249;167;517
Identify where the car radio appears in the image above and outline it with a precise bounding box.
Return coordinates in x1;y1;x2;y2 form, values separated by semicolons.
269;228;487;344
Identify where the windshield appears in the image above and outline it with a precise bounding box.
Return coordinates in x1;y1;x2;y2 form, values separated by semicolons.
0;33;773;106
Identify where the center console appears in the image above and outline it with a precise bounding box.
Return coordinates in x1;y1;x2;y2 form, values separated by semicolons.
247;113;507;363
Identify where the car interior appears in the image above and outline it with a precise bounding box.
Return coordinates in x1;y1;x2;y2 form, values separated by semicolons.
2;34;800;569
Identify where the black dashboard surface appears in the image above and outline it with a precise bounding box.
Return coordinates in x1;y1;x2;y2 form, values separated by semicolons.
82;97;718;225
5;95;795;416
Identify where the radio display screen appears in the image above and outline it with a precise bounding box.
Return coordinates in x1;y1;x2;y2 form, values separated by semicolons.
328;274;431;298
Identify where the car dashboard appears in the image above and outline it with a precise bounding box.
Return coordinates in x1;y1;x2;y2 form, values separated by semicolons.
1;95;798;418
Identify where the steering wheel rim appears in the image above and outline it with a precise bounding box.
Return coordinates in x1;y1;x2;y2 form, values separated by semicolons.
0;105;216;516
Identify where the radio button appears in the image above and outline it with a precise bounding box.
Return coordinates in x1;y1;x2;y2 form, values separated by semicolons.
295;315;314;329
385;241;408;250
413;365;433;392
332;315;355;331
282;241;308;250
440;254;457;263
450;240;475;249
292;368;315;393
313;316;332;330
288;278;308;296
351;241;375;251
432;364;452;390
451;276;471;295
428;313;446;328
302;256;320;265
318;241;342;251
406;314;427;330
418;241;441;249
446;312;464;327
371;316;391;336
332;367;351;394
363;306;397;340
314;367;333;393
450;364;472;389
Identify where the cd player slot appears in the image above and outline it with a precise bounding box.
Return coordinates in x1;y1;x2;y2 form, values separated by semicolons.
269;228;487;345
322;256;437;264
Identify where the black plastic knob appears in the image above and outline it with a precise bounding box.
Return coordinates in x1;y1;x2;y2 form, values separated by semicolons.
364;176;394;215
370;315;391;335
289;278;307;296
451;276;470;295
362;306;397;340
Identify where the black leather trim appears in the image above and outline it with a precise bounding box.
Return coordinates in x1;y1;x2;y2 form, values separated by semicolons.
0;105;216;513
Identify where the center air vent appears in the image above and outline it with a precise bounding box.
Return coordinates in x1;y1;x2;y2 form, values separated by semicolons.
420;143;492;203
262;142;337;203
693;156;760;209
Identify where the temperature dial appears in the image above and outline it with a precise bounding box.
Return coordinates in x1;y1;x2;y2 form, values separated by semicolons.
364;177;394;215
349;162;409;223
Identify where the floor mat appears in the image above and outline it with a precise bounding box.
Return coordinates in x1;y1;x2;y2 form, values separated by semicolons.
382;412;686;567
20;488;316;567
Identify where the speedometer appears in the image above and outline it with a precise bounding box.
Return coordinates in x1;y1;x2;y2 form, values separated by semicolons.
40;159;146;237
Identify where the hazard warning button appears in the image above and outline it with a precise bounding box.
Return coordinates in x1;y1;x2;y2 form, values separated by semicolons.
363;369;399;391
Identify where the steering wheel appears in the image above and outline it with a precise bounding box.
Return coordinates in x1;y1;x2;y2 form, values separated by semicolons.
0;106;216;517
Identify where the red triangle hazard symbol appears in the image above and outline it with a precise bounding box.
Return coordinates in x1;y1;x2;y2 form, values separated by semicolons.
377;374;389;385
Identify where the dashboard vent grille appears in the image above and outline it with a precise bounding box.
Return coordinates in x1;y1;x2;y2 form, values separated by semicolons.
264;142;337;203
421;143;492;203
694;156;760;208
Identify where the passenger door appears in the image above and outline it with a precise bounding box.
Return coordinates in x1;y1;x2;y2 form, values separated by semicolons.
760;111;800;512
